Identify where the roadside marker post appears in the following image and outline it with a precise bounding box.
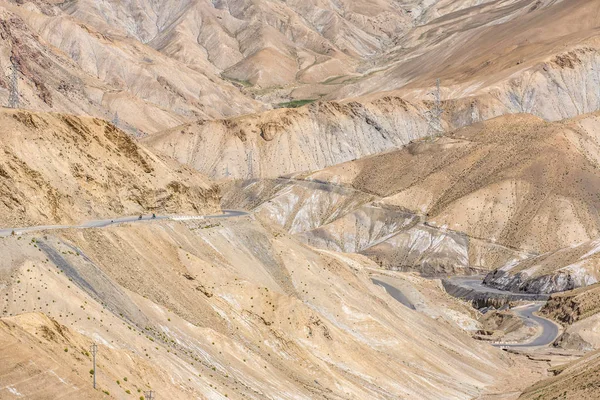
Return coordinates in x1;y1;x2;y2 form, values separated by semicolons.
90;343;98;389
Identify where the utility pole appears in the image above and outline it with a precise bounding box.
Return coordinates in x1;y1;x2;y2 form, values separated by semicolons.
425;78;444;138
144;390;154;400
90;343;98;389
7;59;19;109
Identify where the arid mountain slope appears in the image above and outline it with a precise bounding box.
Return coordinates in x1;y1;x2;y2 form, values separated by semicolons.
483;238;600;294
0;216;540;399
0;313;109;399
540;284;600;351
217;111;600;276
63;0;412;88
142;0;600;180
221;178;375;233
2;0;599;153
0;2;262;134
0;109;219;227
146;39;600;180
308;112;600;256
144;97;428;179
520;348;600;400
338;0;600;100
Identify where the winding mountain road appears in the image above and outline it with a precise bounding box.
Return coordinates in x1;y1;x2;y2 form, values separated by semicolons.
0;209;248;237
375;275;560;349
492;303;561;348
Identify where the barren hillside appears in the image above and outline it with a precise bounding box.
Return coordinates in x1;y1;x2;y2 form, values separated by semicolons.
0;109;219;227
2;0;600;398
222;112;600;276
1;0;598;177
143;0;600;179
308;112;600;256
483;238;600;294
0;216;541;399
520;348;600;400
538;284;600;351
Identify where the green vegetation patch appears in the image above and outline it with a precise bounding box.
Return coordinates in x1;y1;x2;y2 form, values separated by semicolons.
276;99;316;109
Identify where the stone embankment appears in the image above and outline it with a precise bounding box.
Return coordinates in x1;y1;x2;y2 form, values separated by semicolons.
442;276;549;309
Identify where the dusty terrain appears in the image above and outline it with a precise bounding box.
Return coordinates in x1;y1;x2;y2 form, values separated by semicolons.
221;112;600;280
0;215;544;399
0;109;219;227
483;238;600;294
1;0;599;182
475;309;530;344
538;284;600;351
286;112;600;276
134;1;600;179
0;106;552;397
520;349;600;400
1;0;600;398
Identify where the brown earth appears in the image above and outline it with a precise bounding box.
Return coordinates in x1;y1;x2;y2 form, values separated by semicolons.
308;112;600;256
520;349;600;400
0;216;545;399
2;0;599;178
0;109;219;227
542;285;600;326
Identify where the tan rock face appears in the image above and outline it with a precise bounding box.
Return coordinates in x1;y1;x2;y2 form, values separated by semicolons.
0;109;219;227
139;0;600;180
144;98;428;179
520;346;600;400
3;1;600;397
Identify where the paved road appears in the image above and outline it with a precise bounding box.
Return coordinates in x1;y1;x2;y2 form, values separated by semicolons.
445;276;559;348
447;276;546;299
492;303;560;348
372;278;416;310
0;209;248;237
